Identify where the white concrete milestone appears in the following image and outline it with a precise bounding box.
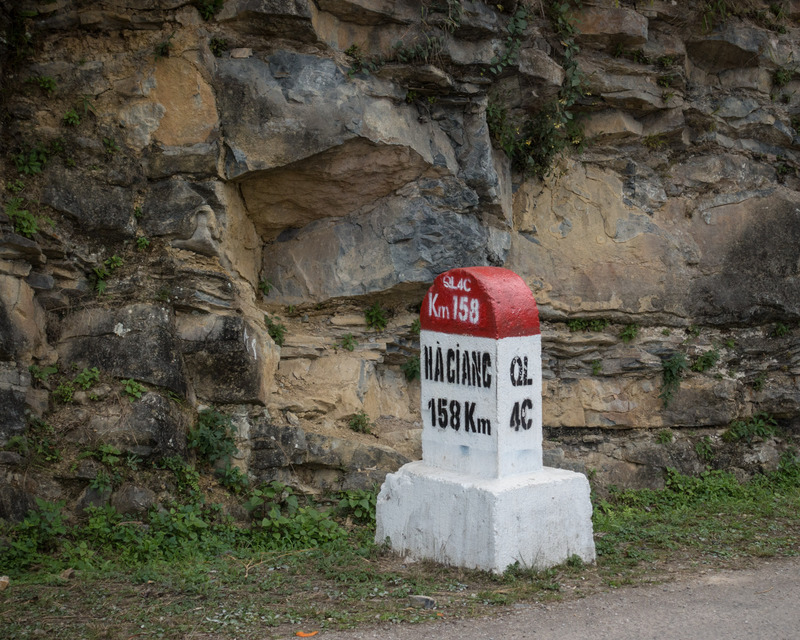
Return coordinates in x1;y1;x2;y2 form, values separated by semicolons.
375;267;596;573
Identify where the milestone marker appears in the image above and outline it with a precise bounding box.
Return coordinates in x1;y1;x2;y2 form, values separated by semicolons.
376;267;596;573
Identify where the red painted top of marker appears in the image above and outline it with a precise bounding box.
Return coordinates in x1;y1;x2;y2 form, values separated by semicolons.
420;267;540;338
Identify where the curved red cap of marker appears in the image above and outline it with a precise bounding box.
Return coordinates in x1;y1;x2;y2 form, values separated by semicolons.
420;267;540;338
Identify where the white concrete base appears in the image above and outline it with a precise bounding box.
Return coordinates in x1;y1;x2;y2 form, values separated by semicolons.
375;461;596;573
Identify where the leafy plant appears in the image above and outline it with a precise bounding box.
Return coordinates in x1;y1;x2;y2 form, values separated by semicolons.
695;436;714;463
348;410;372;434
93;254;123;294
338;488;377;525
337;333;357;351
567;318;609;332
210;37;228;57
365;302;387;331
121;378;146;401
619;324;638;343
591;359;602;376
29;364;58;383
488;4;529;75
156;456;201;496
265;315;286;346
54;381;75;403
659;352;688;408
402;355;420;381
411;318;421;335
656;429;673;445
74;367;100;390
258;278;272;295
154;33;174;59
102;137;120;155
5;197;38;237
14;144;49;175
194;0;224;20
753;372;767;391
723;412;779;444
6;178;25;194
90;469;113;492
691;347;720;372
62;108;80;126
188;409;237;464
31;75;56;93
773;66;794;88
136;236;150;251
773;322;790;337
217;463;249;494
643;134;668;150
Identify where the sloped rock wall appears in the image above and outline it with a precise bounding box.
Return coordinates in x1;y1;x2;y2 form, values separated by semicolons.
2;0;800;518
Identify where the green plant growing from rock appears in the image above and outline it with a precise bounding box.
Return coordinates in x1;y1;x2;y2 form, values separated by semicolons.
209;37;227;57
258;278;272;296
590;359;602;376
402;355;420;381
348;410;372;434
62;108;80;126
217;463;249;494
74;367;100;390
722;412;778;444
488;4;529;75
5;197;38;237
656;429;674;445
29;364;58;383
659;352;688;408
189;409;237;464
135;236;150;251
567;318;609;332
194;0;224;20
619;324;639;343
54;380;75;404
752;372;767;391
691;347;720;372
121;379;146;401
265;315;286;346
365;302;387;331
695;436;714;464
336;333;357;351
93;254;123;294
773;322;790;337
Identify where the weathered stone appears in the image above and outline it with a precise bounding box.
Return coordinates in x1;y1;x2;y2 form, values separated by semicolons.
217;0;317;42
0;363;28;446
574;7;648;49
178;313;278;404
238;138;430;239
110;484;157;516
316;0;416;26
518;47;565;93
150;57;219;147
142;179;224;256
580;58;664;111
582;109;643;140
143;142;221;179
41;166;136;240
686;26;777;73
76;485;112;514
88;392;190;459
0;275;48;362
250;420;410;490
0;484;35;523
262;178;506;303
57;304;187;395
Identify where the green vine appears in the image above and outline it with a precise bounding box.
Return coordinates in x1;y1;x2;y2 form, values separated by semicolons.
489;5;530;75
486;1;585;178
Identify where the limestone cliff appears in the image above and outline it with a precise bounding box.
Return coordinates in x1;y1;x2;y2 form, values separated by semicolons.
2;0;800;519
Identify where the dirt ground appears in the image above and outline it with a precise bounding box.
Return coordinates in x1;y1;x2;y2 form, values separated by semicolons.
315;556;800;640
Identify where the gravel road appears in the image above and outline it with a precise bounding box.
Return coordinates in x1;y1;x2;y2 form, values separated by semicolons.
314;556;800;640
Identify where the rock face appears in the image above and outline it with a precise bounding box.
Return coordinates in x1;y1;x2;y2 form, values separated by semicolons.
2;0;800;518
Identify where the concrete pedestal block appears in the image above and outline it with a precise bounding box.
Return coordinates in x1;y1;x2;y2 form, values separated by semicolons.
376;460;596;573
